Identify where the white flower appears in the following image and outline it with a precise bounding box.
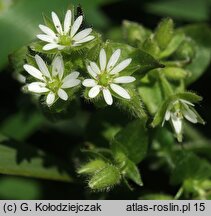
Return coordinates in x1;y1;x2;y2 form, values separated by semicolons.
23;55;81;106
162;99;201;137
82;48;135;105
37;10;95;51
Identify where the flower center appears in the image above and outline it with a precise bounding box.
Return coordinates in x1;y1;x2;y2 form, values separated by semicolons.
59;35;72;46
98;72;111;87
47;78;61;92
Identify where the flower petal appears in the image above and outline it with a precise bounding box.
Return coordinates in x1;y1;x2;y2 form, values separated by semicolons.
63;72;80;82
82;79;97;87
64;10;72;34
39;24;57;38
87;65;97;78
23;64;44;81
61;79;81;88
183;108;198;123
110;58;132;75
103;88;113;105
99;49;107;71
51;11;63;34
73;35;95;45
72;28;92;41
107;49;121;70
110;83;130;99
43;43;64;51
113;76;136;84
46;92;55;106
35;55;51;78
171;114;182;134
90;62;101;74
58;89;68;100
52;56;64;79
27;82;49;93
180;99;195;107
37;34;56;43
162;110;171;126
70;15;83;37
88;85;101;98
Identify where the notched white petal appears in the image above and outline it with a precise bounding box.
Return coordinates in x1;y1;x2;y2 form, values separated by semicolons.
63;72;80;82
82;79;96;87
87;65;97;78
27;82;49;93
110;58;132;75
61;79;81;88
39;24;57;38
52;56;64;79
74;35;95;44
107;49;121;70
88;85;101;98
90;62;101;74
99;49;107;71
51;11;63;34
37;34;56;43
183;108;198;123
23;64;44;81
58;89;68;101
46;92;56;106
110;84;130;99
103;88;113;105
72;28;92;41
43;43;62;51
171;114;182;134
35;55;51;78
64;10;72;34
71;15;83;37
113;76;135;84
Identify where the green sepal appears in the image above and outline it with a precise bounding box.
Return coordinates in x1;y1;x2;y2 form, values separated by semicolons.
88;164;121;191
162;67;189;80
142;37;160;58
159;32;185;59
77;159;107;175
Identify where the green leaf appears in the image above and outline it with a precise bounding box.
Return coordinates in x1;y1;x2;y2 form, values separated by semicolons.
0;177;41;199
180;24;211;85
112;120;148;164
123;159;143;186
0;135;72;182
170;151;211;185
0;111;44;141
138;79;163;115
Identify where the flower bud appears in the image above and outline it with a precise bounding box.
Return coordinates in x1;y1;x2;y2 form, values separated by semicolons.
88;165;121;190
162;67;189;80
154;18;174;50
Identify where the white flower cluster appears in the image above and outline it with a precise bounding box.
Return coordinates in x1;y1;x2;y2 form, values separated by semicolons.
37;10;95;50
23;55;80;106
82;48;135;105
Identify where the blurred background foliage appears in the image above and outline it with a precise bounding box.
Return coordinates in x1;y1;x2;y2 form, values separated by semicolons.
0;0;210;199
